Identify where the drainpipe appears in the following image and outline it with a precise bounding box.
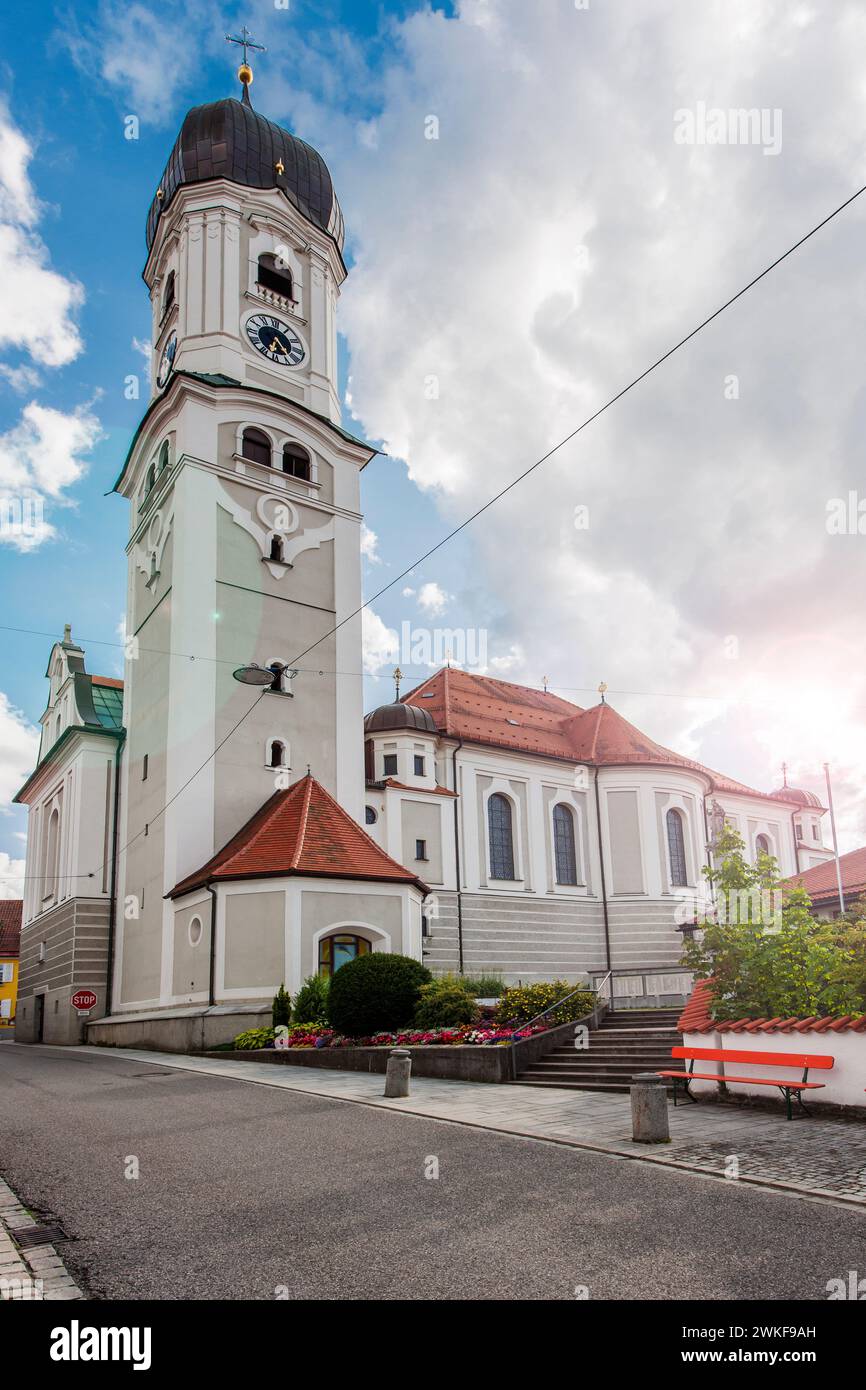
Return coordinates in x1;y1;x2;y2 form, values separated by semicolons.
790;808;801;877
451;739;464;975
207;883;218;1007
592;768;613;1004
104;736;125;1019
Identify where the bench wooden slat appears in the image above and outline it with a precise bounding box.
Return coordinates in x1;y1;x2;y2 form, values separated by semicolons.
670;1045;833;1070
658;1070;826;1090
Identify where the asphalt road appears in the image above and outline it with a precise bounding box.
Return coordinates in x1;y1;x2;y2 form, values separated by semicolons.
1;1041;864;1301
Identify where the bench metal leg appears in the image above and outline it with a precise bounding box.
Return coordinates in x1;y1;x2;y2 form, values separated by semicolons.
682;1076;699;1105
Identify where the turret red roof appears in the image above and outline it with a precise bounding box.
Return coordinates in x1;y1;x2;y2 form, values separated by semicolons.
784;846;866;907
169;773;428;898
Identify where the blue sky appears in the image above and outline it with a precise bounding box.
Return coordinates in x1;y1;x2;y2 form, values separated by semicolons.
3;0;866;885
0;1;469;873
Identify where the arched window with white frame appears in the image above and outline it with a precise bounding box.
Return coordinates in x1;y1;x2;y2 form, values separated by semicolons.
755;832;771;859
666;808;688;888
488;793;515;881
265;738;289;770
241;427;272;467
553;803;578;885
282;443;311;480
257;253;294;302
45;805;61;901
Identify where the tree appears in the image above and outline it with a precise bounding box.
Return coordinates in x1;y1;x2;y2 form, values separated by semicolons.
271;982;292;1028
680;825;865;1020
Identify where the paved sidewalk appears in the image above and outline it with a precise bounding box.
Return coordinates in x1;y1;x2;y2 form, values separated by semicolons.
0;1177;84;1301
67;1047;866;1207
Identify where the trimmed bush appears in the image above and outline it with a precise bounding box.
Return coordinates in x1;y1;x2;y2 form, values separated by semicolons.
233;1027;276;1050
494;980;596;1026
293;973;329;1024
328;952;432;1037
414;983;480;1028
272;983;292;1028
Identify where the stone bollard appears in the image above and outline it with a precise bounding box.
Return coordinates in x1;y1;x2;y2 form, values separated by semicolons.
630;1072;670;1144
384;1048;412;1098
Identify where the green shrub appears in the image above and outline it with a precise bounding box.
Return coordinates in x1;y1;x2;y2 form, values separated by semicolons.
462;973;505;997
328;952;432;1036
293;973;330;1023
414;983;480;1028
494;980;595;1026
432;971;505;998
272;983;292;1028
233;1027;276;1050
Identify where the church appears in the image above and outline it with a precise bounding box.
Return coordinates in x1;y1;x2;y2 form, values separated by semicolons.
12;65;835;1049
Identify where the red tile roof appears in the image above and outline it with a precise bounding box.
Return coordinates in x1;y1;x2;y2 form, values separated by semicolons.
400;669;793;805
0;901;22;958
169;773;429;898
92;676;124;690
784;846;866;906
678;976;866;1034
380;779;457;797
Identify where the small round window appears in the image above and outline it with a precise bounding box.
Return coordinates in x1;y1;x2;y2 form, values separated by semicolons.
365;806;377;825
188;915;203;947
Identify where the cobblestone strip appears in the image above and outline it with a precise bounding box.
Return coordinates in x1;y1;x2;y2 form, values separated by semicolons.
0;1177;84;1301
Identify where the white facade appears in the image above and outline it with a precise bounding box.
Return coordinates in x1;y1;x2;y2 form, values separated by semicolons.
363;716;834;991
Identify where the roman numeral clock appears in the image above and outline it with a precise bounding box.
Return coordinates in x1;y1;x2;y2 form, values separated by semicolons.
244;313;306;367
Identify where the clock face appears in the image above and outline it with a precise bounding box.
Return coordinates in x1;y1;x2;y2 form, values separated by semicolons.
245;313;306;367
156;332;177;388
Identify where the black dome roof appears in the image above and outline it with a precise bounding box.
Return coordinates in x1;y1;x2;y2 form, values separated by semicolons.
364;703;438;734
146;94;344;253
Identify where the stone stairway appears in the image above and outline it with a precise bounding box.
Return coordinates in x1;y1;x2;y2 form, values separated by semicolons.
514;1007;682;1093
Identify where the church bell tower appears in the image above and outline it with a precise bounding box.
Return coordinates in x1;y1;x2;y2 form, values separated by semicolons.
111;50;372;1012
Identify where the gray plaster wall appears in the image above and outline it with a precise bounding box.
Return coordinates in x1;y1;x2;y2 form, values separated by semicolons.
15;897;111;1045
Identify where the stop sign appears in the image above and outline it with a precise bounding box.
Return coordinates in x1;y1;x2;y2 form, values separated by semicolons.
71;989;97;1011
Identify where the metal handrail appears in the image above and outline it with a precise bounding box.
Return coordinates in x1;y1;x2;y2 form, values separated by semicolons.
501;979;608;1040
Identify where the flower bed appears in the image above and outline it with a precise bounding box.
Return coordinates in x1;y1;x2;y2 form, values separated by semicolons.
243;1021;551;1051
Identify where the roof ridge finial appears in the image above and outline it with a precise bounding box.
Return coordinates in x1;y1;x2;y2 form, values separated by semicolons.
598;680;608;704
63;623;72;644
393;666;402;701
225;25;266;104
781;760;788;788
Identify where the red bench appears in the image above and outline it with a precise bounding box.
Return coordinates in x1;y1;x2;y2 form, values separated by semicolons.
657;1045;834;1121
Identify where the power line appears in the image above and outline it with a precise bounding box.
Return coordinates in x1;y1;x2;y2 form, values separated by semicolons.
3;620;860;711
281;178;866;672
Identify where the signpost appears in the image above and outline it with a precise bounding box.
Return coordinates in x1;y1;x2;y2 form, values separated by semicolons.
71;989;98;1017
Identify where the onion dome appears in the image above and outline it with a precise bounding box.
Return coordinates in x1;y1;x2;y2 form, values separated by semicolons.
364;703;438;735
771;785;823;808
146;89;344;253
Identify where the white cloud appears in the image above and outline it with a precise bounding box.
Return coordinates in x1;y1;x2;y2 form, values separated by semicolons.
313;0;866;842
62;1;224;126
417;581;450;617
0;852;25;898
0;106;84;369
360;524;381;563
362;608;399;675
0;691;39;817
0;363;42;393
0;401;102;551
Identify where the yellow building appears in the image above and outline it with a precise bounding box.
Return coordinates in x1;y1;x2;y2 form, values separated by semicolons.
0;901;22;1030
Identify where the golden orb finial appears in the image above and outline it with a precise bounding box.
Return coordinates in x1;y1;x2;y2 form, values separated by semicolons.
238;62;253;87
